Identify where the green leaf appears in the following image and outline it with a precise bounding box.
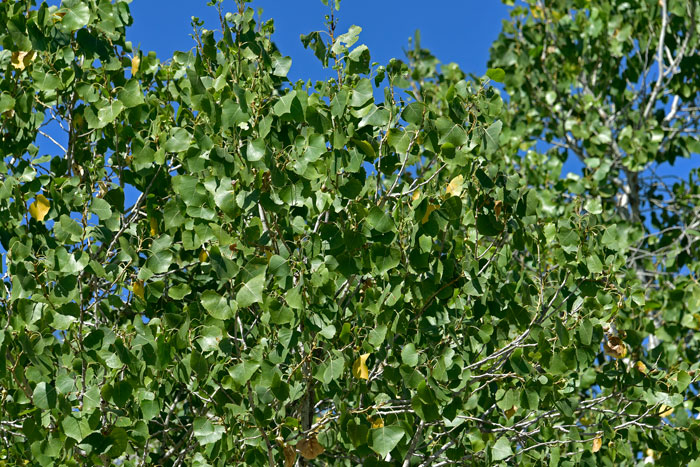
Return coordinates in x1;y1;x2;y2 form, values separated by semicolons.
89;198;112;219
0;93;15;113
229;361;260;386
236;275;265;308
366;207;395;233
106;427;128;458
163;128;192;153
94;100;124;128
439;123;468;147
61;3;90;31
486;68;506;82
118;80;144;108
370;426;405;458
62;415;91;442
579;318;593;346
401;343;419;367
677;370;691;392
359;105;390;129
372;245;401;274
193;417;225;445
350;79;373;107
31;71;61;91
304;134;327;162
112;380;133;408
322;357;345;383
146;250;173;275
272;55;292;77
368;324;387;347
402;102;425;125
484;120;502;153
246;138;266;161
476;213;502;236
222;98;249;126
33;382;56;410
332;25;362;55
492;436;513;461
201;290;233;320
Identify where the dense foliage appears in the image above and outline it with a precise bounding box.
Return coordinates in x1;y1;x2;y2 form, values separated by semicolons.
0;0;698;465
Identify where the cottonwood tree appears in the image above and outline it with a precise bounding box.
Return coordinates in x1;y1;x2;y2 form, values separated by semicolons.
0;0;698;466
487;0;700;465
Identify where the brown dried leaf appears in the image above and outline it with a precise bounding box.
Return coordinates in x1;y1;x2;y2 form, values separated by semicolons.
283;444;296;467
603;336;627;359
297;435;324;460
494;200;502;219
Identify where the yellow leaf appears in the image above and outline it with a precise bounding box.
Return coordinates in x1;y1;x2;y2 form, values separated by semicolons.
133;280;145;300
580;414;594;426
297;435;324;460
131;55;140;75
368;415;384;428
603;336;627;359
421;204;437;224
149;217;158;237
199;249;209;262
29;194;50;221
445;175;464;197
11;50;36;71
283;444;296;467
659;404;674;418
635;361;648;374
592;436;602;453
504;405;517;419
411;190;421;202
352;353;370;380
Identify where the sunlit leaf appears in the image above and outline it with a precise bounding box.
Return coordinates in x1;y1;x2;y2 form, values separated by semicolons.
592;436;603;453
131;55;140;75
446;175;464;197
11;50;36;70
352;353;370;380
133;280;145;299
368;415;384;429
29;194;50;221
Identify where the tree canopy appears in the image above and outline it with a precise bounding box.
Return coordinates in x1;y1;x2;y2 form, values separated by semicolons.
0;0;699;465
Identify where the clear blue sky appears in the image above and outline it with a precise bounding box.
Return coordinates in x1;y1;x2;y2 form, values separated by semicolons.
126;0;510;84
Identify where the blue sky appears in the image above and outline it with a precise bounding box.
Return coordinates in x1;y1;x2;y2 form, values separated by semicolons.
127;0;510;85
